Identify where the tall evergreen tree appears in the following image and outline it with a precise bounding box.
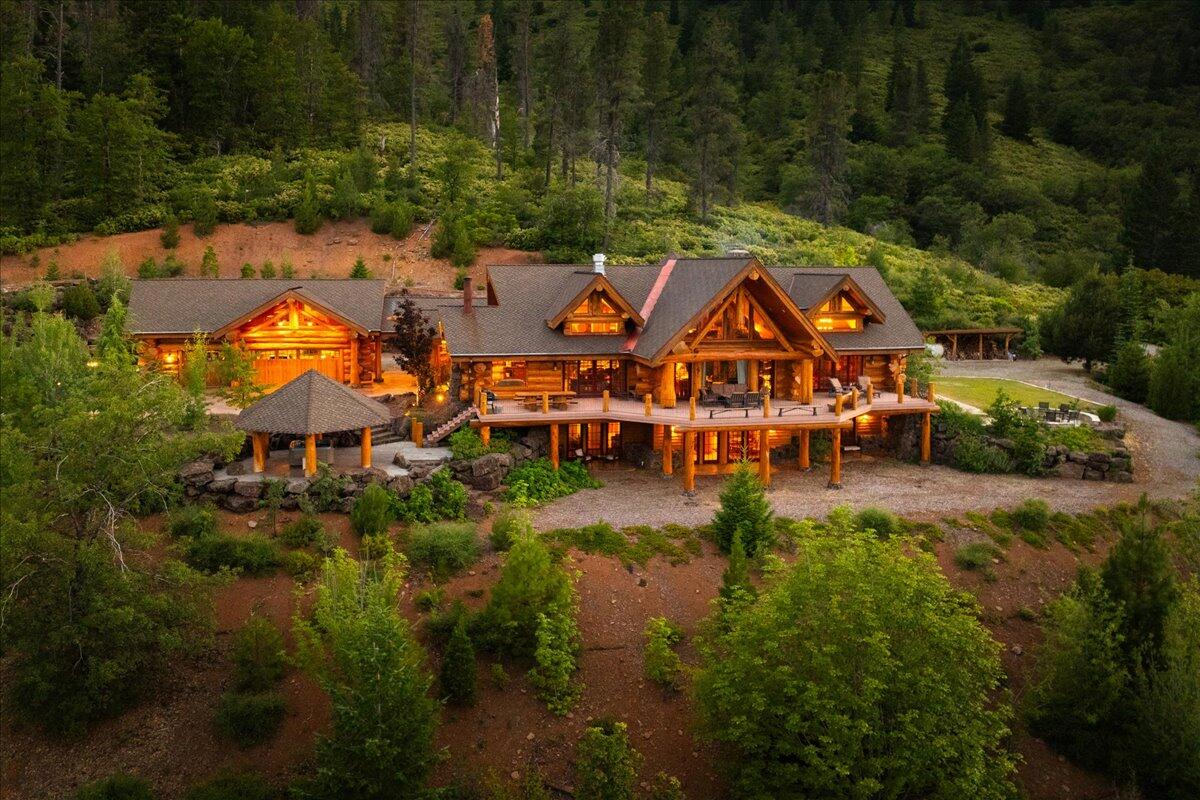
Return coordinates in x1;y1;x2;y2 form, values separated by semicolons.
1122;144;1178;269
805;71;851;225
999;73;1033;140
640;11;675;195
943;35;989;160
685;11;740;221
594;0;643;239
913;57;932;132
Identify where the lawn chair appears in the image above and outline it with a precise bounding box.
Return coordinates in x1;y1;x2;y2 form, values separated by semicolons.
856;375;880;399
484;390;501;414
1037;401;1050;412
698;388;722;407
828;377;852;396
1045;409;1059;423
745;392;762;408
726;392;747;408
1059;403;1071;413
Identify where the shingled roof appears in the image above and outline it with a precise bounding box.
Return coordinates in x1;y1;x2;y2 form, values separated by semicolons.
235;370;391;435
128;279;388;335
414;258;924;361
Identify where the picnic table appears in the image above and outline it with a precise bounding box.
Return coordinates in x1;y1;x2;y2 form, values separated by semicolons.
514;390;577;411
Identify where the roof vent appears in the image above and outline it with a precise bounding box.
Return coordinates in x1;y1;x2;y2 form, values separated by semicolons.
592;253;606;275
726;248;750;258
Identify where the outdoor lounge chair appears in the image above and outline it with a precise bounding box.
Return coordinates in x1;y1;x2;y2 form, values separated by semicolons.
484;390;501;413
723;392;747;408
1059;403;1071;413
745;392;763;408
828;378;853;396
856;375;880;398
1038;401;1051;412
698;388;723;407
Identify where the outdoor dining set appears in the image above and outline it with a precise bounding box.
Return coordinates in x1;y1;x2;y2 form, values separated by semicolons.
1023;402;1083;424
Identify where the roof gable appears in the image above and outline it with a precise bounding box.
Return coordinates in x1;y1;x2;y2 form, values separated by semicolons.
545;273;644;328
212;289;370;338
806;275;886;323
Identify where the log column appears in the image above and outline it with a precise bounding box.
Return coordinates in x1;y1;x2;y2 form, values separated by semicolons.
657;363;677;409
799;429;810;470
799;359;814;404
305;433;318;477
920;412;932;465
549;424;560;470
758;435;771;487
350;336;360;385
662;426;674;476
374;334;383;380
717;432;728;467
252;432;267;473
682;431;696;494
828;427;842;489
747;360;759;392
411;418;424;448
360;426;372;468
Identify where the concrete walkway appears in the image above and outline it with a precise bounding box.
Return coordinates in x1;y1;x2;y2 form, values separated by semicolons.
218;440;452;480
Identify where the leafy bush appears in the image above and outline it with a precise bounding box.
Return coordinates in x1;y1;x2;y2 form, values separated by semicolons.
696;534;1016;798
75;774;155;800
350;483;393;538
529;607;582;714
406;521;479;580
575;719;640;800
305;466;347;512
396;483;435;523
214;691;285;748
167;504;218;539
62;283;100;321
184;534;280;575
1097;404;1118;422
489;505;533;551
643;617;683;689
160;213;180;249
1011;499;1050;532
415;586;443;611
986;391;1048;476
954;542;1001;570
953;434;1014;473
431;209;475;267
712;464;773;556
502;458;600;507
536;185;604;263
279;514;329;551
448;427;509;460
439;617;477;705
476;534;574;657
428;469;469;520
360;532;390;560
183;773;272;800
853;507;899;539
548;521;626;557
1108;340;1151;403
231;616;287;692
282;549;319;578
646;773;685;800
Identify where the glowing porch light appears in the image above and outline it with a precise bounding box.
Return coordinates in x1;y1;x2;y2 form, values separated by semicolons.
86;359;99;368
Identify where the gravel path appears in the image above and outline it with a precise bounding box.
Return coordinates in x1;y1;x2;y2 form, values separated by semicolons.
534;359;1200;529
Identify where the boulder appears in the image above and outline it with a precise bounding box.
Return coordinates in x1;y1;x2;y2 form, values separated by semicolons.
285;477;310;495
233;478;264;498
393;451;410;469
221;494;258;513
1067;451;1089;464
339;497;356;514
1111;470;1134;483
1082;467;1106;481
225;461;246;476
281;496;300;510
387;475;414;497
207;477;237;494
179;460;214;487
1051;461;1087;480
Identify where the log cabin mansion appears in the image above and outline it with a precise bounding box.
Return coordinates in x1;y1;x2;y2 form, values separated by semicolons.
127;253;939;490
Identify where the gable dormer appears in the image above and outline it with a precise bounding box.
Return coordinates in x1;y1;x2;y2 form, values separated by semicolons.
808;276;885;333
547;274;644;336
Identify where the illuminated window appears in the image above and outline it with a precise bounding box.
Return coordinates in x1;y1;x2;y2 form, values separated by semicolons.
564;290;625;335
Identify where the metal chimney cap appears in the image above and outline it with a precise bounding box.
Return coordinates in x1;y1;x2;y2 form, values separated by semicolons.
726;248;751;257
592;253;606;274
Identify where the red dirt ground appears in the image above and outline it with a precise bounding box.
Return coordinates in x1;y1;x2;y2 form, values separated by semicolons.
0;219;540;291
0;502;1128;800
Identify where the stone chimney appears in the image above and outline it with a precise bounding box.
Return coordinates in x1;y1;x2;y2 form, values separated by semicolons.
592;253;606;275
462;276;474;315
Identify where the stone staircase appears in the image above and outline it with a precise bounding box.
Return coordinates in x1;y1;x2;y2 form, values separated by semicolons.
424;405;479;445
370;421;403;446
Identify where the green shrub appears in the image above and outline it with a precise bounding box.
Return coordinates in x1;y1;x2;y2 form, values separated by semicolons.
549;522;626;557
160;213;180;249
396;482;435;523
712;464;773;556
360;533;390;560
439;617;477;705
575;719;640;800
1108;340;1150;403
183;772;272;800
476;534;574;657
231;616;286;692
62;283;100;321
1011;499;1050;532
415;586;443;611
190;191;218;237
259;260;276;279
429;469;469;520
643;617;684;689
431;209;475;267
954;542;1001;570
406;521;479;580
159;253;185;277
529;607;581;715
646;773;685;800
952;434;1014;473
503;458;601;507
349;256;371;279
304;466;347;512
214;691;285;748
167;504;218;539
853;507;900;538
282;549;319;578
448;427;488;460
489;505;533;551
184;534;280;575
350;483;393;537
137;256;158;278
75;775;155;800
1097;404;1118;422
279;514;329;550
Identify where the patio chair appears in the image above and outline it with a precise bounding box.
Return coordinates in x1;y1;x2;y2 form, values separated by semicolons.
745;392;762;408
698;388;722;407
1045;409;1059;423
856;375;879;398
484;390;501;413
1059;403;1071;413
828;377;852;396
725;392;747;408
1038;401;1050;412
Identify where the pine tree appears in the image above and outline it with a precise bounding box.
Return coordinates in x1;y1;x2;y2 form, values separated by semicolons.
805;71;851;225
96;296;132;363
331;167;359;220
1102;500;1178;668
200;245;219;277
640;11;675;195
350;256;371;279
685;11;740;221
440;617;477;705
885;47;916;143
943;97;978;162
719;528;755;603
1122;144;1178;269
295;170;322;235
711;463;773;556
594;0;643;240
1107;339;1150;403
1000;74;1033;140
160;211;180;249
913;58;932;132
943;35;989;160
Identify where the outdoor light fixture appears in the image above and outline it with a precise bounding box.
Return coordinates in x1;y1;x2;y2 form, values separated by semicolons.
86;360;99;368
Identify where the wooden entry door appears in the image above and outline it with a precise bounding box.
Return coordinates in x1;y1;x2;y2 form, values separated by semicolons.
254;356;343;387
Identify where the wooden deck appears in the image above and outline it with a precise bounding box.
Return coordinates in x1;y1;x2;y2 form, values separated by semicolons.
474;390;938;432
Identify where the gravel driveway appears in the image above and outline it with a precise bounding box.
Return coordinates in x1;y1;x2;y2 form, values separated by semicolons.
533;359;1200;529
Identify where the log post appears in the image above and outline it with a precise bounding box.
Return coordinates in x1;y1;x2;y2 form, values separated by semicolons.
411;418;424;448
360;426;372;469
896;373;906;404
542;392;549;414
762;394;771;418
305;433;318;477
374;334;383;378
350;336;360;385
850;387;859;410
549;424;560;470
828;427;842;489
747;360;759;392
717;432;728;467
834;393;845;415
252;432;266;473
602;389;610;412
480;425;490;448
662;426;674;476
689;396;697;421
644;393;652;416
658;363;677;409
682;431;695;493
758;436;771;487
800;359;814;404
865;377;873;403
909;377;919;400
926;382;936;404
920;412;931;465
799;429;810;470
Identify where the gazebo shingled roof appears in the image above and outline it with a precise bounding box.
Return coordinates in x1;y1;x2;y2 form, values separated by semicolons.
235;369;390;435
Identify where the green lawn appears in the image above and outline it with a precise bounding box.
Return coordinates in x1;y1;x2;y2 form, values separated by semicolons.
935;377;1100;412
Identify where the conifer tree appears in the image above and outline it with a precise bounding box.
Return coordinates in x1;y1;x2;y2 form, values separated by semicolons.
350;256;371;279
200;245;219;277
805;71;851;225
295;171;322;235
685;11;740;221
712;463;773;556
943;35;989;160
719;528;755;603
640;11;675;195
95;296;132;363
440;616;477;705
1102;500;1178;668
1000;73;1033;140
1122;143;1177;269
594;0;643;238
913;57;932;132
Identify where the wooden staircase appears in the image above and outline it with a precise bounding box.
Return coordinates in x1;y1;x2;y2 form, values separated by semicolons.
424;406;479;445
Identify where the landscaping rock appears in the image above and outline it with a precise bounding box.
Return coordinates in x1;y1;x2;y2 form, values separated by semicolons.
285;477;310;495
1111;470;1134;483
387;475;414;496
1082;467;1106;480
233;478;263;498
225;461;246;476
281;496;300;510
221;494;258;513
207;477;237;494
1051;462;1087;480
179;460;214;487
1067;451;1088;464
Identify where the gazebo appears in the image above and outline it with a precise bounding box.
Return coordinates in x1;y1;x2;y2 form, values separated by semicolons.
235;369;391;476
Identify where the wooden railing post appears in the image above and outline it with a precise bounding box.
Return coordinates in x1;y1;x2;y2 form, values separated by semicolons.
850;387;859;410
689;396;697;421
896;373;906;404
926;382;936;404
865;377;873;403
762;395;771;418
834;393;844;415
909;377;919;400
644;393;652;416
602;389;610;412
542;392;549;414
